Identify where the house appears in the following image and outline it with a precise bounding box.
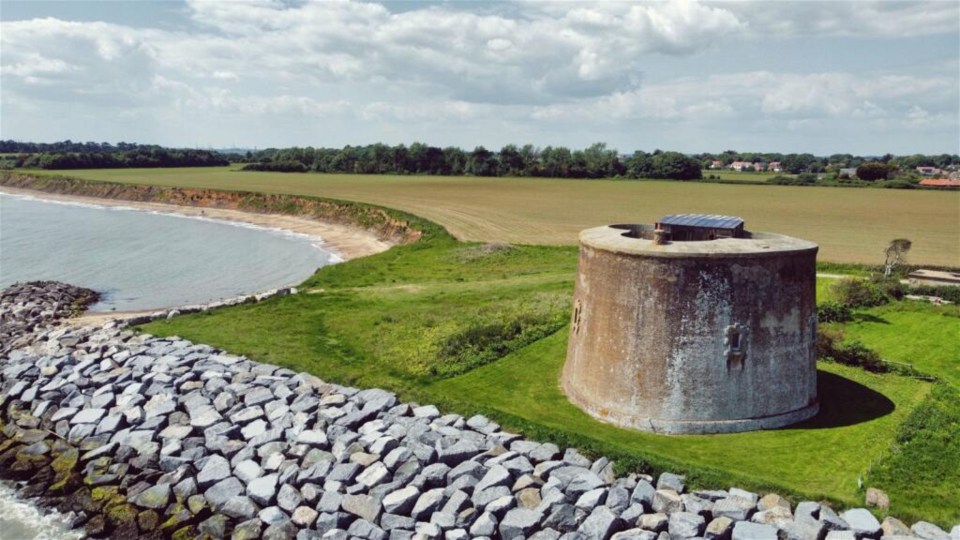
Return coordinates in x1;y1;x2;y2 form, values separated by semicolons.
839;168;857;177
767;161;782;172
729;161;751;172
919;178;960;188
709;160;723;169
916;166;942;176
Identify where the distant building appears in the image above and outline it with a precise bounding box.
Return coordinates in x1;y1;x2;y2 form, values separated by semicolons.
767;161;782;172
752;162;765;172
908;269;960;286
729;161;752;172
709;160;723;169
919;178;960;188
839;167;857;177
916;166;942;176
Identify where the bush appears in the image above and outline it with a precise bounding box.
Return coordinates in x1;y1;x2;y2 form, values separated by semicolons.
817;301;853;323
832;278;890;308
909;284;960;304
872;277;906;300
816;328;886;372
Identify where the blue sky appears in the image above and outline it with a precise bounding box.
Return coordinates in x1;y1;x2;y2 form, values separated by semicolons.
2;1;957;155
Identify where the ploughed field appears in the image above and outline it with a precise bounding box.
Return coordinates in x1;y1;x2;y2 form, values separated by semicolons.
31;166;960;267
142;215;960;527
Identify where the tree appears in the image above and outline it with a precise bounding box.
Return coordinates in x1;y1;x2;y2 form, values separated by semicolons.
883;238;912;278
856;162;897;181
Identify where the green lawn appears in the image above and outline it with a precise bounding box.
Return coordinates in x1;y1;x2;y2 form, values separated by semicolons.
841;302;960;387
141;228;951;524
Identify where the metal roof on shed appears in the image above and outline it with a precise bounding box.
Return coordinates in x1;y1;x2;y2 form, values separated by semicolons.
658;214;744;229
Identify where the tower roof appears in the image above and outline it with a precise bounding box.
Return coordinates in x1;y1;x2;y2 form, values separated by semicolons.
658;214;744;230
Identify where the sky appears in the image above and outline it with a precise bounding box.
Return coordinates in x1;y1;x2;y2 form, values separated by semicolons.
1;0;958;155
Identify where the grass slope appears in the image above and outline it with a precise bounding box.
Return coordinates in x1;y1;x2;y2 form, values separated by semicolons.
141;232;950;523
25;167;960;266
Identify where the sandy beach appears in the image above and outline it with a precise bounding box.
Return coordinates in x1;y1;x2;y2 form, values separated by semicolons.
0;186;395;261
1;185;396;322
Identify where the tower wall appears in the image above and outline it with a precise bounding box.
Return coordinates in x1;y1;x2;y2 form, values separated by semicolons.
562;226;819;434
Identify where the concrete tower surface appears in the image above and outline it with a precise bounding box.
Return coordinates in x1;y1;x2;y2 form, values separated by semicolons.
562;216;819;434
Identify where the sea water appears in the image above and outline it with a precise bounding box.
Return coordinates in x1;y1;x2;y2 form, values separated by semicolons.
0;193;340;537
0;482;84;540
0;193;339;311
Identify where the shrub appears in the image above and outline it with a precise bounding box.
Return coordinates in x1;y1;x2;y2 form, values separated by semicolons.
832;278;890;308
816;327;886;372
817;301;853;323
908;284;960;304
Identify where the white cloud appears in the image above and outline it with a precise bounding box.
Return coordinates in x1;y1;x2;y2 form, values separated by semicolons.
720;0;960;38
0;1;956;153
530;70;957;127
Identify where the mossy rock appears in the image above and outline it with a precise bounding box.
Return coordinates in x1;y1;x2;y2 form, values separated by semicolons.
171;525;198;540
160;502;195;531
91;485;123;503
137;509;160;532
48;469;82;496
105;503;139;530
50;447;79;474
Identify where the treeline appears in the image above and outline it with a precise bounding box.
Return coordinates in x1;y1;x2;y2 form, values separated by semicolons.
693;150;960;172
5;147;228;170
1;140;155;154
238;143;703;180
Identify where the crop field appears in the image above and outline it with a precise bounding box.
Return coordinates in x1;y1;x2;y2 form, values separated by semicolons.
702;169;782;181
142;216;960;525
30;167;960;266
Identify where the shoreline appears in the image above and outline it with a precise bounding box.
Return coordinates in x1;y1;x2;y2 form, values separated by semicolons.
1;186;396;319
0;186;395;263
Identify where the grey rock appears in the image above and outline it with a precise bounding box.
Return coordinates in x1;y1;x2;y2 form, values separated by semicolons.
470;511;499;537
475;465;513;493
578;506;622;540
656;473;685;494
840;509;882;538
612;529;657;540
222;496;259;520
651;489;682;514
639;513;669;533
668;512;705;539
70;407;106;425
357;462;389;488
912;522;950;540
277;484;303;513
342;494;381;523
232;518;262;540
131;483;170;510
198;454;232;488
820;507;849;532
732;522;779;540
705;516;734;540
439;440;484;466
575;488;608;511
501;508;544;540
264;520;298;540
248;473;280;506
713;496;756;522
412;488;446;520
382;486;420;515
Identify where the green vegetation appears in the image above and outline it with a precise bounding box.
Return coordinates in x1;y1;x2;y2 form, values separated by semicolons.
16;167;959;265
140;217;955;524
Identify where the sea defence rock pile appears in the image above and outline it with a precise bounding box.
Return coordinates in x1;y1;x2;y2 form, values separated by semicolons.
0;280;99;356
1;287;958;540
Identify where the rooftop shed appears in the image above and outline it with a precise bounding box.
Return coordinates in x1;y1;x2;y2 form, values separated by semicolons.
655;214;745;241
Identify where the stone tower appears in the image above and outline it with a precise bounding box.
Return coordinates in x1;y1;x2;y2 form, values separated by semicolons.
562;215;819;434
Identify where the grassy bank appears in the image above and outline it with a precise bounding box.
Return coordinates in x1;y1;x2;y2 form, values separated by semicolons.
141;227;956;524
15;167;960;266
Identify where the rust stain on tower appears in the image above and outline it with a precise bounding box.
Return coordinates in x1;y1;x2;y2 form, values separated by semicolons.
562;215;820;434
